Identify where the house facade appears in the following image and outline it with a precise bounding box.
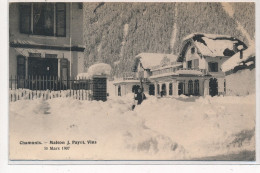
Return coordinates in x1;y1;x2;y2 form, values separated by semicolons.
114;33;247;97
9;2;85;88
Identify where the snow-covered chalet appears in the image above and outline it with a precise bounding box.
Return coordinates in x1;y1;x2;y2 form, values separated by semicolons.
114;33;248;97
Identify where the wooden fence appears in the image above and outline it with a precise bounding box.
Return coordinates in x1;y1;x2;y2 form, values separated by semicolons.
9;75;94;102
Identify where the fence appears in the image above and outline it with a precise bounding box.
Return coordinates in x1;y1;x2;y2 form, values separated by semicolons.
9;75;107;102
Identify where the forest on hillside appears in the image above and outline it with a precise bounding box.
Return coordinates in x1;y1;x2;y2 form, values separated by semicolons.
83;2;255;77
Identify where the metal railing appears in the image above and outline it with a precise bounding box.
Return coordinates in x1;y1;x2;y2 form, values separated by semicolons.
9;75;108;102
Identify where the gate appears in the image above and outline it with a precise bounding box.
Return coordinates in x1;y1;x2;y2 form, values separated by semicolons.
92;76;107;101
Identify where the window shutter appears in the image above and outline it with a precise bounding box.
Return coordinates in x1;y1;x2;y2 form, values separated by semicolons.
56;3;66;37
19;4;31;34
17;55;26;78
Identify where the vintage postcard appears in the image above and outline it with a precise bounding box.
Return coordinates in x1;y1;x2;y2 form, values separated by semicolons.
8;1;256;162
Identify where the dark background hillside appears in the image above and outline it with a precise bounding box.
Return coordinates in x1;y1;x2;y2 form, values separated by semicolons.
83;2;255;77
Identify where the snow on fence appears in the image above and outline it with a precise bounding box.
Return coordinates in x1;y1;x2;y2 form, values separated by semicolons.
9;75;94;102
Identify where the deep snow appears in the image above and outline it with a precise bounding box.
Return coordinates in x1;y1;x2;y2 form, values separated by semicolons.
9;94;255;160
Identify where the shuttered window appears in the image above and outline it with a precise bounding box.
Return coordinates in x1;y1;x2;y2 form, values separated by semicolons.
17;55;26;78
56;3;66;37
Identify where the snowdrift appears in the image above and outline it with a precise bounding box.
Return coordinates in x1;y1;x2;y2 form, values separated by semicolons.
77;63;112;79
9;94;255;160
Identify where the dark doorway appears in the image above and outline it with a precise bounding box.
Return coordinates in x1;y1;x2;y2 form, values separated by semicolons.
132;85;140;94
161;84;166;97
28;57;58;90
188;80;193;95
194;80;200;96
178;82;185;95
209;78;218;96
149;84;155;95
169;83;173;95
157;84;160;95
28;57;58;77
118;85;121;96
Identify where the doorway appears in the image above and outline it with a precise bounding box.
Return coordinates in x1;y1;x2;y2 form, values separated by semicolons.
209;78;218;96
149;84;155;95
28;57;58;90
28;57;58;77
178;82;185;95
161;84;166;96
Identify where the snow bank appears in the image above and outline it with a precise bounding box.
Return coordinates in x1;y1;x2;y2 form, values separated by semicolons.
9;94;255;160
88;63;111;77
76;73;90;79
77;63;112;79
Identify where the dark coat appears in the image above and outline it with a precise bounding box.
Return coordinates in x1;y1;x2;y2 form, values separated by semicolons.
135;92;146;105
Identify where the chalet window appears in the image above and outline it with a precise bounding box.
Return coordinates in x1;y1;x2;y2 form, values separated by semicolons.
188;80;193;95
187;60;192;69
169;83;173;95
191;47;195;54
118;85;121;96
208;62;218;72
19;3;66;37
194;80;199;95
193;59;199;69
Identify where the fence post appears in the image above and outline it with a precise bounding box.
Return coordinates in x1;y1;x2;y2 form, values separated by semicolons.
28;75;31;90
15;75;17;90
10;75;12;90
55;76;58;91
69;76;71;97
36;75;38;90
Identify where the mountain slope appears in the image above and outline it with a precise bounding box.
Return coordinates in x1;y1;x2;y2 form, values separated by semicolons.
83;2;255;77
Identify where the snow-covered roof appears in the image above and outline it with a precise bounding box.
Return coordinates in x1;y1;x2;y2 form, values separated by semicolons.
113;79;140;85
11;39;85;48
175;69;204;76
133;53;178;71
221;45;255;72
150;62;183;71
149;72;177;79
181;33;247;58
150;69;204;79
183;33;234;41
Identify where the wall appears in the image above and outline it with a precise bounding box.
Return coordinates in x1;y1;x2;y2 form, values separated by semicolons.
225;68;255;96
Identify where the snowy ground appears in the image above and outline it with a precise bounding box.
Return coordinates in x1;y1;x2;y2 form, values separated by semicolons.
9;94;255;160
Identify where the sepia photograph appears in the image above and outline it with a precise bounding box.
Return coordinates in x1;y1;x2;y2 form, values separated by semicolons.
8;1;256;161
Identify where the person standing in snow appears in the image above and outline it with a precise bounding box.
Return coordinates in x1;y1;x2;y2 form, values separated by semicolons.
135;88;146;105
